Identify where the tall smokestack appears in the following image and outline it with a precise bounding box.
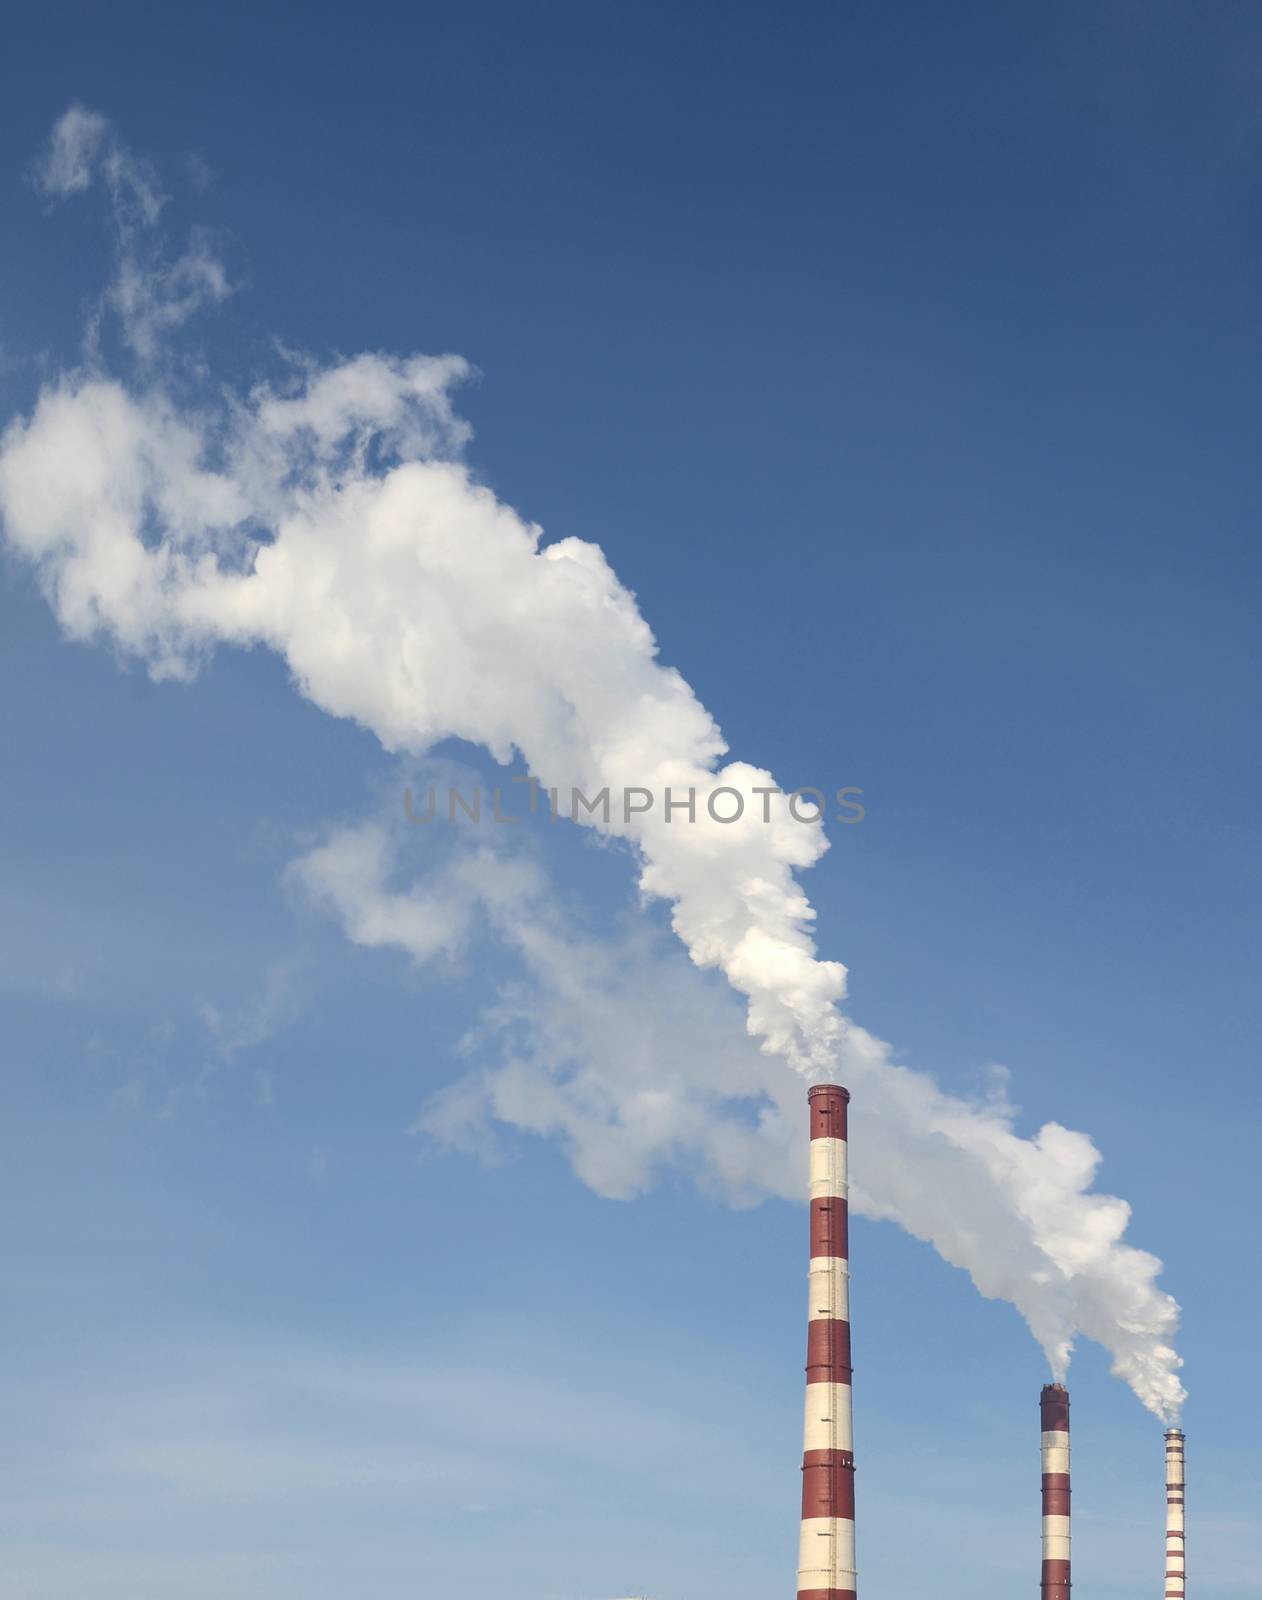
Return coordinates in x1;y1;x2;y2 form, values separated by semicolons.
1040;1383;1071;1600
1165;1428;1186;1599
798;1083;856;1600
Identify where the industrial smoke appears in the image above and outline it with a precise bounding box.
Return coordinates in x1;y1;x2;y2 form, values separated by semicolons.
0;107;1184;1420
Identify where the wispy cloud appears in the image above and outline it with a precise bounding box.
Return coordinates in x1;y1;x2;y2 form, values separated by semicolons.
30;103;230;360
31;104;113;202
199;956;307;1063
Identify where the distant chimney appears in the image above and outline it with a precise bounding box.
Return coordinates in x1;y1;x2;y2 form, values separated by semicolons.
1164;1429;1186;1599
797;1083;856;1600
1040;1383;1071;1600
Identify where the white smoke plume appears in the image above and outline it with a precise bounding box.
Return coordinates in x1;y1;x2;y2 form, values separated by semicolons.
0;109;1184;1419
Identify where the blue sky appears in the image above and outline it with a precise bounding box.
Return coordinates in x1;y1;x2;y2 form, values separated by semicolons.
1;4;1259;1597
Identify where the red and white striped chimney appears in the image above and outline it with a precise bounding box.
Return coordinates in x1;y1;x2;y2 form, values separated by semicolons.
797;1083;856;1600
1040;1383;1071;1600
1164;1428;1186;1599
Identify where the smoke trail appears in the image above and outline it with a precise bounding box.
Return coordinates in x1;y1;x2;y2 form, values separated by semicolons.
0;109;1184;1419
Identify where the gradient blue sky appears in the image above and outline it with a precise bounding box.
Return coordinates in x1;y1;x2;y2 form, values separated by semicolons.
1;4;1259;1597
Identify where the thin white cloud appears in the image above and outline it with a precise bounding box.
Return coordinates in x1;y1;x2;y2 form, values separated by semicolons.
32;103;163;225
31;104;109;200
200;956;306;1061
30;104;228;359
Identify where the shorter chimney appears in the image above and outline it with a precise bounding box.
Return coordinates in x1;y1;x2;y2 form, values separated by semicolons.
1165;1428;1186;1599
797;1083;856;1600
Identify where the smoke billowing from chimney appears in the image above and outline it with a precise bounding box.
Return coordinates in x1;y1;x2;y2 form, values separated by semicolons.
0;107;1186;1421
